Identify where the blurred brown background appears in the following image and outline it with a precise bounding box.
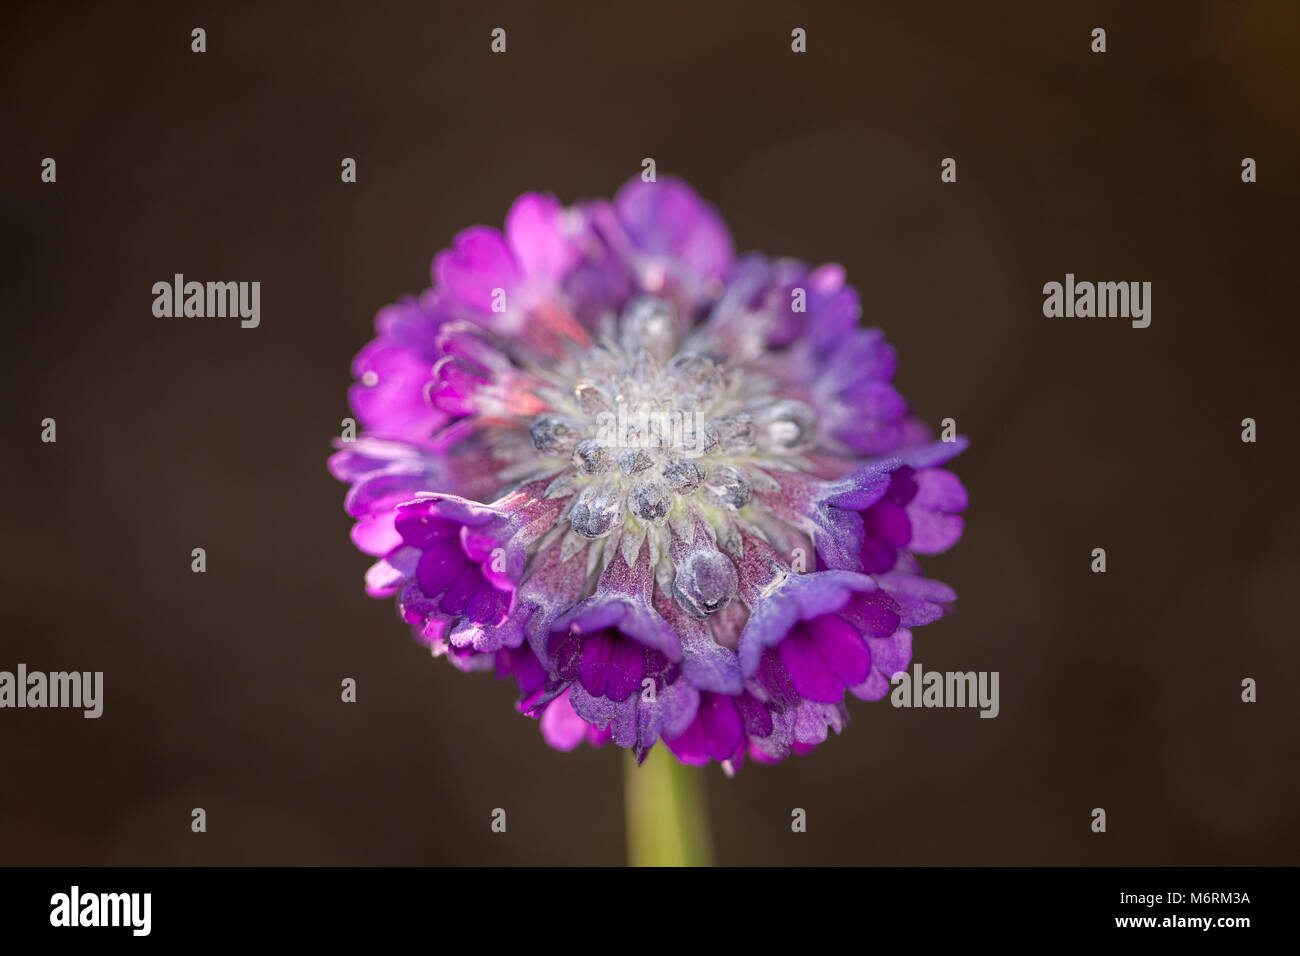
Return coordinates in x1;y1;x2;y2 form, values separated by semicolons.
2;1;1297;865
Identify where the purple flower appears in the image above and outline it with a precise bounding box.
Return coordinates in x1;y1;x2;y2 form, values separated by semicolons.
330;176;968;771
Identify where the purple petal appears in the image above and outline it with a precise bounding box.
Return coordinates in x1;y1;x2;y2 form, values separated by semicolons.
851;628;913;701
737;569;877;677
614;176;734;289
578;630;646;702
906;468;968;554
778;615;872;703
664;691;743;765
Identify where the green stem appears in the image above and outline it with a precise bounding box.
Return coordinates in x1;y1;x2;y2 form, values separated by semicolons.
624;746;713;867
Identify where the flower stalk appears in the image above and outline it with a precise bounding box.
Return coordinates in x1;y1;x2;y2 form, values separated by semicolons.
624;748;713;867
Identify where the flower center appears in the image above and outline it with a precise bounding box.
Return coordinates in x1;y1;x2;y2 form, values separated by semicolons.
525;296;818;541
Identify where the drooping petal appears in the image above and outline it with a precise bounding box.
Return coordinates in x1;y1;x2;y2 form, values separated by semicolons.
664;691;744;766
737;565;882;677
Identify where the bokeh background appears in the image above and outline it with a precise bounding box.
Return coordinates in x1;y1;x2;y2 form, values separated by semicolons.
2;0;1297;865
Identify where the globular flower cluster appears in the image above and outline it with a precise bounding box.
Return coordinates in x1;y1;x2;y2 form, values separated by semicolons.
329;176;967;772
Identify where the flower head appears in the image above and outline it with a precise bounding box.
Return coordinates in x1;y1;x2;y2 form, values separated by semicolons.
330;176;968;772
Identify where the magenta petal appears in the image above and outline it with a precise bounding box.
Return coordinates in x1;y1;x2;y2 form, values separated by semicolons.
345;470;435;520
506;193;579;282
365;546;418;598
539;690;594;752
350;512;401;557
394;507;460;548
434;226;521;311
